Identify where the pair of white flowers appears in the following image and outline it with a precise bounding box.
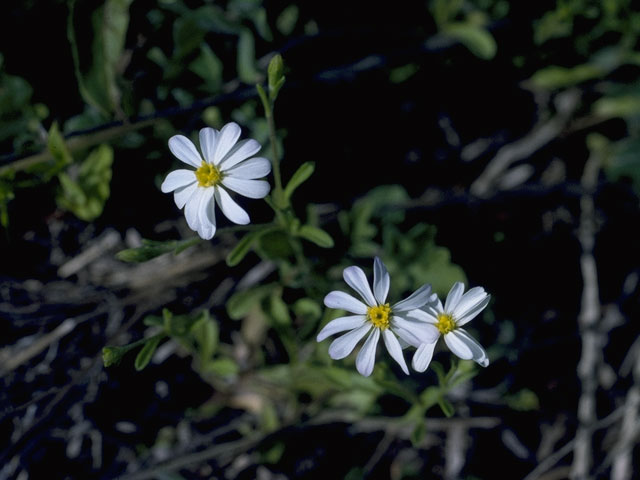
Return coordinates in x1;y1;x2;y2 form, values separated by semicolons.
161;122;271;240
318;257;490;377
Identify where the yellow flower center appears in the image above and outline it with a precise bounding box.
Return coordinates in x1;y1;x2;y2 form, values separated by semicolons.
195;161;222;187
436;313;457;335
367;303;391;330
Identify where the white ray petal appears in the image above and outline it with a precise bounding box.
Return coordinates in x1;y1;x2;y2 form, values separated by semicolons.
219;139;262;170
324;291;368;314
453;329;489;366
196;187;216;239
443;330;474;360
382;329;408;374
225;157;271;179
407;308;438;324
173;182;198;209
412;342;437;372
199;127;218;164
184;188;204;231
356;328;380;377
343;266;376;306
393;316;440;344
328;324;371;360
444;282;465;313
456;294;491;326
393;284;433;312
317;315;367;342
168;135;202;168
161;169;196;193
215;187;249;225
221;177;270;199
212;122;242;165
373;257;390;305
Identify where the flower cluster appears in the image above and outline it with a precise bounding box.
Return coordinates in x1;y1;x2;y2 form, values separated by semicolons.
318;257;490;377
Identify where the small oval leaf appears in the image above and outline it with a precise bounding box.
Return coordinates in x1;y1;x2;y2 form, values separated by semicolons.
284;162;315;201
134;336;162;371
297;225;334;248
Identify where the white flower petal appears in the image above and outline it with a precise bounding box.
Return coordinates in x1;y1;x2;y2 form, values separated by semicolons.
168;135;202;168
454;328;489;366
382;329;408;374
444;282;465;313
393;316;440;344
215;187;250;225
219;139;262;170
412;342;437;372
184;188;205;231
393;284;433;312
213;122;242;165
205;190;217;230
407;308;438;324
328;324;371;360
324;291;368;314
221;177;270;199
199;127;218;164
225;157;271;179
443;330;474;360
161;169;196;193
196;188;216;239
343;266;376;307
373;257;390;305
317;315;367;342
356;328;380;377
456;293;491;326
173;182;198;209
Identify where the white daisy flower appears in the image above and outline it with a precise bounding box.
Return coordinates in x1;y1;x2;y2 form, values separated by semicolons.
408;282;491;372
160;122;271;240
317;257;438;377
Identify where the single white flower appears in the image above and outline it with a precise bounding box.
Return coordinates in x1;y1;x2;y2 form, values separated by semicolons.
317;257;438;377
408;282;491;372
160;122;271;240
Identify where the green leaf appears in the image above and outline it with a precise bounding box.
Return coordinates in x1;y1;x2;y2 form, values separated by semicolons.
420;386;442;409
444;22;497;60
193;311;219;361
284;162;315;201
276;5;299;35
437;397;455;417
227;284;276;320
56;144;113;221
116;237;201;262
46;122;73;178
297;225;334;248
268;292;291;326
226;226;276;266
204;357;239;377
529;64;603;90
0;172;15;229
505;389;540;411
173;14;205;59
410;419;426;447
237;29;260;84
190;44;223;93
258;230;294;259
292;298;322;320
68;0;133;115
602;137;640;195
134;335;162;371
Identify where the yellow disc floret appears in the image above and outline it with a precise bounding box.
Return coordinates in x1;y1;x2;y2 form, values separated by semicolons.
367;303;391;330
195;161;222;187
436;313;456;335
